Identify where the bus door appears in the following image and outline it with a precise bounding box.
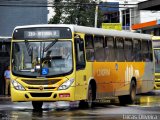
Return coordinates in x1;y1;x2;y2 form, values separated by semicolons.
74;36;87;100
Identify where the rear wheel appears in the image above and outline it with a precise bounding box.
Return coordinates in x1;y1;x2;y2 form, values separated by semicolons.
119;80;136;105
130;81;136;103
32;101;43;110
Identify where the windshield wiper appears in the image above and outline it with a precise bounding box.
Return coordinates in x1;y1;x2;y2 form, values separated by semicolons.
44;39;58;52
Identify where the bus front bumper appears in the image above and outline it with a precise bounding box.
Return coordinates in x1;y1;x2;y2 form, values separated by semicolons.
11;87;75;102
154;82;160;89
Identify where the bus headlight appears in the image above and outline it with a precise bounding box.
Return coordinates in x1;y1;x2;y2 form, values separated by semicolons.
58;78;74;90
11;80;25;91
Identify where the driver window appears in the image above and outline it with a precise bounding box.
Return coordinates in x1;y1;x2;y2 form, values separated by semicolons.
75;37;85;70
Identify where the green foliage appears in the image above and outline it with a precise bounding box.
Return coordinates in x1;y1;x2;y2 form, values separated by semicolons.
48;0;63;24
49;0;103;27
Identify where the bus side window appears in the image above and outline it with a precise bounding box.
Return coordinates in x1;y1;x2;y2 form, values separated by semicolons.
0;42;11;57
85;35;94;61
124;38;133;61
115;37;125;61
142;40;150;62
133;39;141;61
105;36;115;61
75;37;86;70
148;40;153;61
94;36;105;61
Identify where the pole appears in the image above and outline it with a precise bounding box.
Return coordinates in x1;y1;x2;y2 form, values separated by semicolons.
94;0;99;28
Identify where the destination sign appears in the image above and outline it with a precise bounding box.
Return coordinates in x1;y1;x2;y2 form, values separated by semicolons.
24;30;60;39
13;27;72;40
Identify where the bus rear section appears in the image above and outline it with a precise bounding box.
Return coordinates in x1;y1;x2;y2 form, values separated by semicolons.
152;36;160;89
87;34;154;105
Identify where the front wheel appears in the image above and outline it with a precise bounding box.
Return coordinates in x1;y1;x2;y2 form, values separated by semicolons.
32;101;43;110
79;84;95;108
87;84;95;108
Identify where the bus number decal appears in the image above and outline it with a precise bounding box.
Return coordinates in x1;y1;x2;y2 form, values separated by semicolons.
97;69;110;77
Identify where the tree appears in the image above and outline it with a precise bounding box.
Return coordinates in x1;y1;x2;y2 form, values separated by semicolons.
48;0;63;24
49;0;103;27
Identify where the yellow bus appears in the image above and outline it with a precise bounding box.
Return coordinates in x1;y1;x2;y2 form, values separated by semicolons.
10;24;154;109
152;36;160;89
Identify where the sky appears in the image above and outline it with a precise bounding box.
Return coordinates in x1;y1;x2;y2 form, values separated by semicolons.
48;6;54;20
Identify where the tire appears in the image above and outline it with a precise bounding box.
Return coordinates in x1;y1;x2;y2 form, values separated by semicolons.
79;84;95;108
79;100;88;109
32;101;43;110
129;80;136;104
118;80;136;105
87;84;94;108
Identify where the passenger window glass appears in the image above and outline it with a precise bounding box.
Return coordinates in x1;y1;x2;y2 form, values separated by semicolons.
124;39;133;61
75;37;85;70
105;37;115;61
115;37;125;61
85;35;94;49
94;36;105;61
148;41;153;62
133;39;142;61
85;35;94;61
142;40;150;62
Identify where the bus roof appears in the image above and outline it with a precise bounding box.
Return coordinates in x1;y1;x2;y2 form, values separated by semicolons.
14;24;152;40
152;36;160;40
0;36;11;42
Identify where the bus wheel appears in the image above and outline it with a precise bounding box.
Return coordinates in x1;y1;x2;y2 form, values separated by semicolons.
87;84;94;108
129;80;136;104
79;84;95;108
79;100;88;109
32;101;43;110
118;80;136;105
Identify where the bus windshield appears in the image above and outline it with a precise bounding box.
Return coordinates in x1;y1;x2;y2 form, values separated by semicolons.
154;49;160;73
12;40;73;77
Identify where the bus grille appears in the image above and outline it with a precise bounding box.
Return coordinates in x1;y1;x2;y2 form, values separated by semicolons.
156;84;160;87
22;79;60;85
155;80;160;82
27;87;56;90
155;75;160;79
30;93;52;97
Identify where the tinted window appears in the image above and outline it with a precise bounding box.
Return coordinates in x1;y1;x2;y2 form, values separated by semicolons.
142;40;151;62
133;39;142;61
94;36;105;61
148;41;153;61
124;38;133;61
75;38;85;70
85;35;94;49
105;37;115;61
85;35;94;61
115;37;125;61
0;42;11;57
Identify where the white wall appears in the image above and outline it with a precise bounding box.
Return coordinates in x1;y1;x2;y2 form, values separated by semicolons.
140;11;160;23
